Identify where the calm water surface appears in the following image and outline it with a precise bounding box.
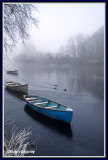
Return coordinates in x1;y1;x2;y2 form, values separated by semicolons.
4;64;104;157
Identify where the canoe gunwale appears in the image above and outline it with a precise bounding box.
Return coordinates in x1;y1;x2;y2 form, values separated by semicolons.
6;82;28;87
6;84;28;87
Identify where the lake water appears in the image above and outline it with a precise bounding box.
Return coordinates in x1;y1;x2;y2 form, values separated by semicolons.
4;64;104;157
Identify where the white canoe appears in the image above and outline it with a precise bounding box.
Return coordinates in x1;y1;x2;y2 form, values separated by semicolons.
5;82;28;93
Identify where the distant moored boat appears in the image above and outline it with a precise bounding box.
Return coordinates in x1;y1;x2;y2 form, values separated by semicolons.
6;70;18;75
5;82;28;93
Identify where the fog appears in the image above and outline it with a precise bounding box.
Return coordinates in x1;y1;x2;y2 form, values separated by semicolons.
7;2;105;56
29;3;105;53
13;25;104;68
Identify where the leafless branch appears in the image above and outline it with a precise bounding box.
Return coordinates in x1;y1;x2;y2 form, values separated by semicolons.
4;4;39;52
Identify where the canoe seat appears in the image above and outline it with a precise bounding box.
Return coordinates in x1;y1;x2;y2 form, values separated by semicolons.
46;106;58;108
29;100;43;103
7;83;15;85
33;100;43;102
34;102;49;105
26;98;38;101
7;82;14;84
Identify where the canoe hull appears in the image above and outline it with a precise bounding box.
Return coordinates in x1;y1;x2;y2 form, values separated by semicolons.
25;99;73;124
5;82;28;94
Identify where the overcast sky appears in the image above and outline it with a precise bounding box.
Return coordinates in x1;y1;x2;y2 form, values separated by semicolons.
18;3;105;54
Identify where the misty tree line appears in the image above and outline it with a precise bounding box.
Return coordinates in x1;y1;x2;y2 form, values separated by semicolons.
15;26;104;67
45;26;104;66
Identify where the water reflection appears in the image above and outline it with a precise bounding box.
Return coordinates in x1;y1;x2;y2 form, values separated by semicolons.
5;64;104;101
6;72;18;76
19;65;104;100
54;66;104;99
75;66;104;99
24;105;73;138
5;89;28;101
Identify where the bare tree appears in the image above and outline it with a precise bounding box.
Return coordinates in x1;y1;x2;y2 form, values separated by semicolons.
66;37;76;58
75;34;84;60
4;3;39;52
